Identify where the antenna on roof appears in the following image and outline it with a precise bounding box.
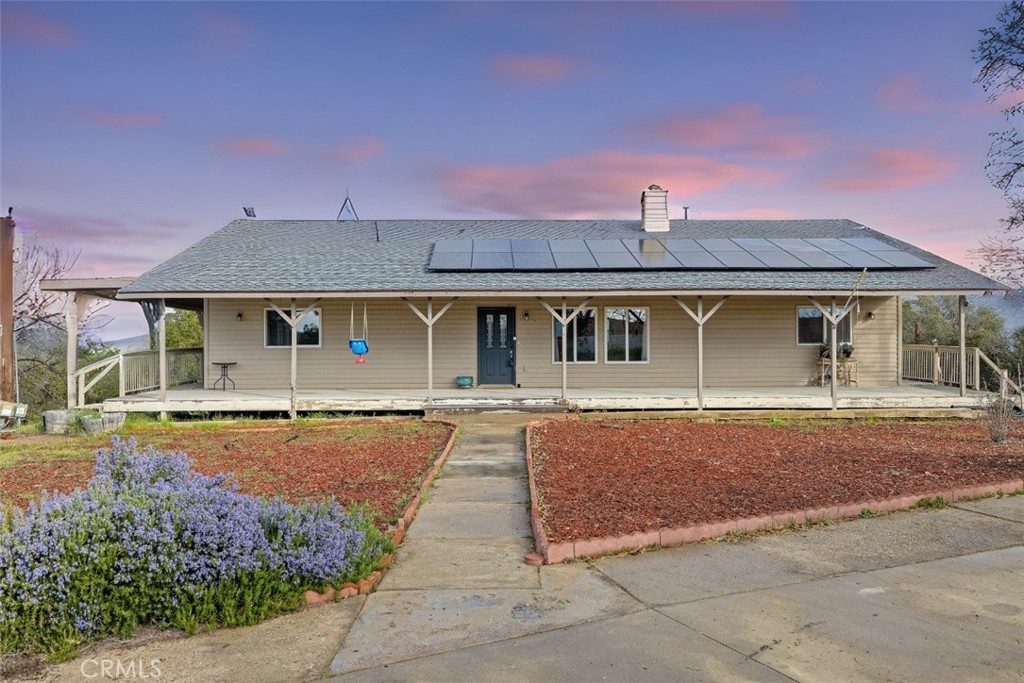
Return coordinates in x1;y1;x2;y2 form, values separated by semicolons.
242;207;256;218
336;189;359;221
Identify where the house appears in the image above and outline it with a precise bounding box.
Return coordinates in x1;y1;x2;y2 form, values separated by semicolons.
44;186;1015;415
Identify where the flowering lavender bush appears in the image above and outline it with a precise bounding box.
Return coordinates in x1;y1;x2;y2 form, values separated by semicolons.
0;437;392;660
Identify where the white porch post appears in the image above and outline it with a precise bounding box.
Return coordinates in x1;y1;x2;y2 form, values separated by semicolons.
290;298;298;419
402;297;458;404
65;294;79;409
807;296;858;411
560;298;568;399
264;297;322;420
958;295;967;397
158;299;168;419
537;297;593;402
673;296;728;411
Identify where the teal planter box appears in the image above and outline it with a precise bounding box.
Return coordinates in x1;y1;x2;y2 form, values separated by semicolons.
455;375;474;389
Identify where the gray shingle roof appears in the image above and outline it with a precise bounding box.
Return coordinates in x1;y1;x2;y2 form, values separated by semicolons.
118;218;1006;296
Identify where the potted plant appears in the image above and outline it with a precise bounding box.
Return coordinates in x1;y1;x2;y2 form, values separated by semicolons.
819;343;855;360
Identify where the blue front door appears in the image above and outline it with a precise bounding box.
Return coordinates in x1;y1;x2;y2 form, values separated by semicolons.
478;308;516;385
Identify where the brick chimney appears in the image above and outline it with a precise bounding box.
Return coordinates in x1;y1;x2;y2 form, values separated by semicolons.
641;184;669;232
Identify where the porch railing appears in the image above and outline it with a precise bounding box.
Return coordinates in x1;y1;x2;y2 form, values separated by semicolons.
72;348;204;408
901;344;981;389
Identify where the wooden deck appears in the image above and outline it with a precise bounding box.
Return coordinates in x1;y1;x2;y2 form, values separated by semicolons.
101;383;992;414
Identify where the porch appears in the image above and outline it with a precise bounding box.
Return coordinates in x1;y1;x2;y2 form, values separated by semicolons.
100;382;991;414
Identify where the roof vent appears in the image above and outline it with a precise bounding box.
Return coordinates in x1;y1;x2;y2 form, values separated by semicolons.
641;184;669;232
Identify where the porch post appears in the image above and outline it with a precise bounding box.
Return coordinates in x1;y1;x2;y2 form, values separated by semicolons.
537;297;593;404
829;297;838;411
896;295;903;386
958;295;967;397
65;294;79;409
402;297;458;405
290;298;298;419
672;296;729;411
427;297;434;403
158;298;168;419
560;298;568;401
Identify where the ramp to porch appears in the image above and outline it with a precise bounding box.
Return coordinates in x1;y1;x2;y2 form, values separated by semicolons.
102;383;991;414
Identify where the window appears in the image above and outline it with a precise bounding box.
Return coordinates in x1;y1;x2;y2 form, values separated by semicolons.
553;308;597;363
265;308;321;347
605;308;648;363
796;306;852;346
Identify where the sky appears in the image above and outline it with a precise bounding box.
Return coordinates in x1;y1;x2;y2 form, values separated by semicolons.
0;0;1014;339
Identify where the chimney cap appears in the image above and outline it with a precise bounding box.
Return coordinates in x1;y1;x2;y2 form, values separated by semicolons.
646;184;664;191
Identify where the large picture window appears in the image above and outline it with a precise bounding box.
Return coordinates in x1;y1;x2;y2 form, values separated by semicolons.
796;306;852;346
265;308;321;348
605;307;648;363
553;308;597;363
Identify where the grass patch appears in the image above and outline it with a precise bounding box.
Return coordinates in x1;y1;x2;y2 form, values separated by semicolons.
912;496;949;509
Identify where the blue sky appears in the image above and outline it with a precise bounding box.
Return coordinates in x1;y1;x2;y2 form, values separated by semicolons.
0;1;1012;338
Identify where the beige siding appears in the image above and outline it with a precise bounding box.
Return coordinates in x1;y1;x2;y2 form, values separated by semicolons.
205;295;898;391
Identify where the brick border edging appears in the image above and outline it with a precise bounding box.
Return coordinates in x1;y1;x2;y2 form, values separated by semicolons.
306;420;460;605
524;420;1024;565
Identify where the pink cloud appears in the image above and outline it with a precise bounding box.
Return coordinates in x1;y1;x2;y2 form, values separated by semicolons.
195;12;256;53
876;73;934;113
81;110;164;129
441;149;776;217
215;137;287;157
2;9;80;48
647;103;826;159
489;54;572;85
822;148;958;192
325;136;387;167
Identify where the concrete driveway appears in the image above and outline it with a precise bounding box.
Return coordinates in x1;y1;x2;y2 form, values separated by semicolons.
328;416;1024;682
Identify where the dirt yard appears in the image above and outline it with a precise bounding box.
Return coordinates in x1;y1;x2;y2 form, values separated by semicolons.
0;420;453;524
530;418;1024;543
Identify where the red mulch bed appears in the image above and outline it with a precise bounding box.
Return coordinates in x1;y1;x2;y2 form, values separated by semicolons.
530;419;1024;544
0;421;452;524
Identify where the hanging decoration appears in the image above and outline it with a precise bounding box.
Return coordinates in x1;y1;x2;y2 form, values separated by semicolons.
350;302;369;364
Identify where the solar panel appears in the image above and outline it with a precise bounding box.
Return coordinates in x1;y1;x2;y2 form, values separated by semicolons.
697;239;744;252
593;252;641;269
428;252;473;270
710;251;768;268
512;252;556;270
867;250;933;267
426;237;934;272
473;239;512;253
471;252;513;270
634;251;683;269
552;252;599;269
548;239;589;252
585;239;630;253
511;239;552;253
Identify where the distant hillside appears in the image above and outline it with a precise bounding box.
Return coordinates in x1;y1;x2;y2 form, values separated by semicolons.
104;334;149;353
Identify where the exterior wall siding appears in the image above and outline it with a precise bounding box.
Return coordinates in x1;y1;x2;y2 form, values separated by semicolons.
205;295;898;390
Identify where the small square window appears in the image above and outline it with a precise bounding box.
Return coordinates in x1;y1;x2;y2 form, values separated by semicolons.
553;308;597;363
605;307;649;363
265;308;321;347
796;306;851;346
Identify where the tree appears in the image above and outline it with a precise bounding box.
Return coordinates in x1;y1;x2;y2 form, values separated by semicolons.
13;235;109;414
974;1;1024;288
903;296;1011;361
165;309;203;349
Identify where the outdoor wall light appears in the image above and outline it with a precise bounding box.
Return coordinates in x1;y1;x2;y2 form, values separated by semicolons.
866;311;876;320
236;312;244;322
522;311;530;321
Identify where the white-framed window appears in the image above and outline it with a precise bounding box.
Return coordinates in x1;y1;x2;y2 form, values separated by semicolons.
605;307;649;363
796;306;852;346
552;307;597;363
265;308;322;348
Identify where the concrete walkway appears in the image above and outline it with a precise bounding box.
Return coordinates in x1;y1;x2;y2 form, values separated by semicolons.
329;416;1024;682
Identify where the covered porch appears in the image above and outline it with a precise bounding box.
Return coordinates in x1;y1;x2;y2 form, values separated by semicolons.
101;382;992;414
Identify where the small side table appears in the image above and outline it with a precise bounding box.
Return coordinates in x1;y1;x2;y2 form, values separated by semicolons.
212;362;237;390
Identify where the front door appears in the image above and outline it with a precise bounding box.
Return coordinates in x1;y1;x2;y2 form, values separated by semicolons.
478;308;516;385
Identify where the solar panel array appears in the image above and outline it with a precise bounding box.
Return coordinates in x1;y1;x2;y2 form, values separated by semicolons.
427;238;935;272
